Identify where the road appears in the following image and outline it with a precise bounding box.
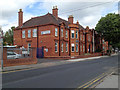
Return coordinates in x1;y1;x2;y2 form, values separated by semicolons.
2;55;118;88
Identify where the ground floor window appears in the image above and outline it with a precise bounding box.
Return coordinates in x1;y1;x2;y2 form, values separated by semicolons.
61;43;63;52
55;42;58;52
80;45;82;52
66;43;68;52
83;45;85;52
76;43;78;52
71;44;75;52
28;43;31;54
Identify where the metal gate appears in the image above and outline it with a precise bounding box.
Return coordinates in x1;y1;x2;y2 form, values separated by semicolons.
37;47;44;58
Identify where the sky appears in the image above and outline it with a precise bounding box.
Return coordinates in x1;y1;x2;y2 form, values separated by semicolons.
0;0;119;32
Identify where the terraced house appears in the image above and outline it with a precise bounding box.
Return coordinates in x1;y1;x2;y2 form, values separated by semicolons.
14;6;108;58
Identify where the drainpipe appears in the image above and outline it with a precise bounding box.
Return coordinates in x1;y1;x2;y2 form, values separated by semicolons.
69;28;71;56
37;26;39;48
79;29;80;55
93;29;94;53
59;25;60;56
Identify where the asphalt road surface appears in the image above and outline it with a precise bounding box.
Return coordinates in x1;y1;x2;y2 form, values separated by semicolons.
2;55;118;88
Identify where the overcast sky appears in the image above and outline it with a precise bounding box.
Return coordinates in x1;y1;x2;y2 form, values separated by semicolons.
0;0;119;32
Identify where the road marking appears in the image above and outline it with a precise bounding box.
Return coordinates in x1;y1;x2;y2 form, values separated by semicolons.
77;73;105;89
76;70;114;89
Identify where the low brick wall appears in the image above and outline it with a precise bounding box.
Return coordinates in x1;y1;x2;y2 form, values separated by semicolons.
44;53;102;60
73;53;102;59
44;56;71;60
3;47;37;67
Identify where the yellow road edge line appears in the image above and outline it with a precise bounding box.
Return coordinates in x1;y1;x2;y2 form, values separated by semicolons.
77;73;105;89
83;75;106;88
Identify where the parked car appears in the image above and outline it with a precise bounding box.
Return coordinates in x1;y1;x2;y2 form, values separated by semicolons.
7;52;21;59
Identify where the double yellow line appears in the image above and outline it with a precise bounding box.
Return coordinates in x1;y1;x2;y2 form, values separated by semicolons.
76;71;112;89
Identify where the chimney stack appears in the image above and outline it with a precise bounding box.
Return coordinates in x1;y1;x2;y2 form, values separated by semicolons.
76;20;79;25
68;15;74;24
52;6;58;19
18;9;23;27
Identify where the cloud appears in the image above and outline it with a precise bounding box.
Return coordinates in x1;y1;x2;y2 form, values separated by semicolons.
0;0;119;32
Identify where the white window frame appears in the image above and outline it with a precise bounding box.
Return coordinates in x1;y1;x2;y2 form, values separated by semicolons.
61;43;63;52
28;43;31;54
83;45;85;52
66;43;68;52
65;30;68;38
55;28;58;36
76;43;78;52
55;42;58;52
33;29;37;37
76;30;78;39
61;29;63;37
28;30;31;38
22;30;25;38
71;30;74;38
71;44;75;52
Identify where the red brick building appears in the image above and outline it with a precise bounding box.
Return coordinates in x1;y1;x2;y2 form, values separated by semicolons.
14;6;108;58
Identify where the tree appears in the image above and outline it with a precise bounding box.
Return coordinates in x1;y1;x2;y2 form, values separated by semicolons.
3;26;15;46
95;13;120;49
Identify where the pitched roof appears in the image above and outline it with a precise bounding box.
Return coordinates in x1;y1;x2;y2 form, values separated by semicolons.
16;13;84;30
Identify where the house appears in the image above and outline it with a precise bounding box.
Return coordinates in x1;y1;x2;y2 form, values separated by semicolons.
14;6;108;58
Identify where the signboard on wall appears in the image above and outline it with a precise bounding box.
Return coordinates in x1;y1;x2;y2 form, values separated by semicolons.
41;30;50;35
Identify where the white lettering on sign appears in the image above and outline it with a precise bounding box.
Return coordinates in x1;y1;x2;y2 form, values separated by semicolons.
41;30;50;35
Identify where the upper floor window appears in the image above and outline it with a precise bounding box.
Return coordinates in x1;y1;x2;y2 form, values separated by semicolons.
76;30;78;38
22;30;25;38
71;30;74;38
65;30;68;38
88;35;91;41
66;43;68;52
61;43;63;52
55;42;58;52
76;43;78;52
71;44;75;52
61;29;63;37
80;35;82;41
28;30;31;38
83;35;85;41
33;29;37;37
55;28;58;36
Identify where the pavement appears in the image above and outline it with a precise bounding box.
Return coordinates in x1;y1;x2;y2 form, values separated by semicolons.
94;53;120;89
95;68;119;89
1;53;117;72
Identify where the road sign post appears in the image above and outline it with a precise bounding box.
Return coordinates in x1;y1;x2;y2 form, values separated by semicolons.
0;28;3;69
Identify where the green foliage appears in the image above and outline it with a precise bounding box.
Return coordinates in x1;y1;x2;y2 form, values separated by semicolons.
3;26;15;46
95;13;120;49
